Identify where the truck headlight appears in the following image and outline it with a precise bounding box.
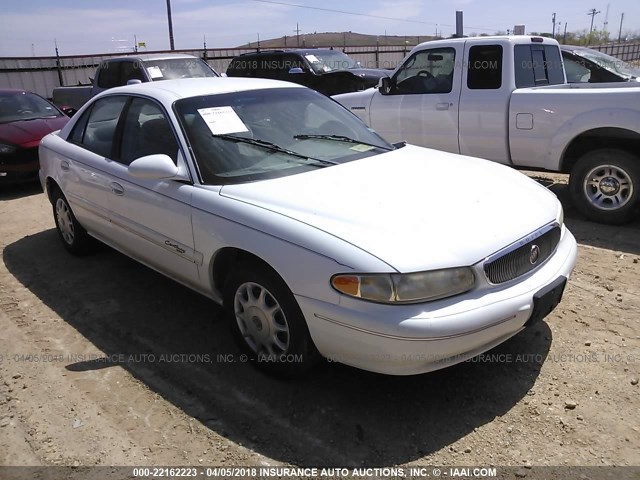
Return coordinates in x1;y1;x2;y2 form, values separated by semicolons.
331;267;475;304
0;144;16;155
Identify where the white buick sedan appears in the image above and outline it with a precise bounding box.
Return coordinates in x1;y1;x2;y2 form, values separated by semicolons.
39;78;577;376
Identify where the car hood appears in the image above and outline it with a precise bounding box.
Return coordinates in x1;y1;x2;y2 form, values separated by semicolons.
0;116;68;148
220;145;560;272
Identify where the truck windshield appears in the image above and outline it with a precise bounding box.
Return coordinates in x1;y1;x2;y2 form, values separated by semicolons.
174;88;392;185
142;58;218;81
304;51;359;73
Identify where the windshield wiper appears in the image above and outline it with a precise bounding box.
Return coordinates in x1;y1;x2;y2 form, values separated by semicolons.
214;134;339;166
293;134;392;151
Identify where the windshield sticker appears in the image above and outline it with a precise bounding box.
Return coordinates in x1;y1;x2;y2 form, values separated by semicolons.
197;107;249;135
147;66;163;79
305;54;320;64
350;144;375;152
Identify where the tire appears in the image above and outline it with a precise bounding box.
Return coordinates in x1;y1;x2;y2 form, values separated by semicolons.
569;148;640;225
223;261;320;377
51;188;94;255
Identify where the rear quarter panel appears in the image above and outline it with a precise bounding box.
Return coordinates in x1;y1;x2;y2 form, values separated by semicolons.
509;83;640;171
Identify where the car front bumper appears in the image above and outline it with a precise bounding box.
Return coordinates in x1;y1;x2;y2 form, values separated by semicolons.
297;229;578;375
0;148;40;184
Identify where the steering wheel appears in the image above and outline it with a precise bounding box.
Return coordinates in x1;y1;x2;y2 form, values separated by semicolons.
417;70;434;78
19;109;34;115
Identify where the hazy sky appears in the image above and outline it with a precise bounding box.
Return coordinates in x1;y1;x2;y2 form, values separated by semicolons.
1;0;639;57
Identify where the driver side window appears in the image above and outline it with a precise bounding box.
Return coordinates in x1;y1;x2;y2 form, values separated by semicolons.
393;47;456;94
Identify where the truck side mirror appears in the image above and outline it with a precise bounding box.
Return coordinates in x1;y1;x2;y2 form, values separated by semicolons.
379;76;394;95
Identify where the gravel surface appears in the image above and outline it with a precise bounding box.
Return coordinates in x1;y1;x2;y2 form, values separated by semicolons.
0;174;638;470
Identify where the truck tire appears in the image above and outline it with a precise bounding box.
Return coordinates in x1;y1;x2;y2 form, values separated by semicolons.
569;149;640;225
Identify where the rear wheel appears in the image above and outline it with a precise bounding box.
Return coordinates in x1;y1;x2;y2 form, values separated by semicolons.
569;149;640;224
52;188;94;255
223;261;320;376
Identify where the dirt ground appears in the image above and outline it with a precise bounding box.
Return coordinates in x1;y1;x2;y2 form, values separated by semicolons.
0;172;638;473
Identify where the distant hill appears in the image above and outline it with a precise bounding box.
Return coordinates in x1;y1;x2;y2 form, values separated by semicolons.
236;31;437;49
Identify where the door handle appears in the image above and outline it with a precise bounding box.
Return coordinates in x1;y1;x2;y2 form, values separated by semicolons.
60;160;70;171
436;102;451;110
109;182;124;196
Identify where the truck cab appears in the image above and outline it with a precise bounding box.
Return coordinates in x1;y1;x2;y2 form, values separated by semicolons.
335;36;640;225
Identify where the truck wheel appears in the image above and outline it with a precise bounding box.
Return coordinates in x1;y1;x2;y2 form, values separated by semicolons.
223;261;320;377
52;188;94;255
569;149;640;224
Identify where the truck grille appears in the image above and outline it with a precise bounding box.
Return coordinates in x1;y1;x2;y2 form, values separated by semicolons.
484;226;561;284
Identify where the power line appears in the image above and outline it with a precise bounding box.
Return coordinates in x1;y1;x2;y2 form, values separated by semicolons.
248;0;500;32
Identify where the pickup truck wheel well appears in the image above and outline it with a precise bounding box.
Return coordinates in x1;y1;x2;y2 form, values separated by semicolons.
211;248;283;303
562;128;640;173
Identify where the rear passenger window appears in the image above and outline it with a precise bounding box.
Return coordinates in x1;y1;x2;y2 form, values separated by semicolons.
80;96;128;157
514;44;565;88
467;45;503;89
97;62;121;89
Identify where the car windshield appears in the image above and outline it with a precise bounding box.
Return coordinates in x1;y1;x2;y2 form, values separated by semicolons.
576;49;640;78
142;58;218;81
304;51;359;73
175;87;392;185
0;91;63;123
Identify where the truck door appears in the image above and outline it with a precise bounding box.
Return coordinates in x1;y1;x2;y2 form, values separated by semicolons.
458;43;511;164
369;45;461;153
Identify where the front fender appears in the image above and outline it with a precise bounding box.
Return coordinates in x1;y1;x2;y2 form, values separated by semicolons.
332;89;377;125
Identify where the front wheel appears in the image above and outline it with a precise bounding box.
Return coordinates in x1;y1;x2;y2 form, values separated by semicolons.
223;262;320;376
569;149;640;224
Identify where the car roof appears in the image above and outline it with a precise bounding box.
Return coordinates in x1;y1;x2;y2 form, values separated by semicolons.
102;77;305;102
0;88;31;95
105;53;201;62
237;48;340;56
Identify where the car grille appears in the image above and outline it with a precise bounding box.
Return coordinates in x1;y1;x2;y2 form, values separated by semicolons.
484;225;561;284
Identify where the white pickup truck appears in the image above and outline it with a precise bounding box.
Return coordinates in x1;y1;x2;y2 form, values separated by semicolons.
52;53;219;113
334;36;640;224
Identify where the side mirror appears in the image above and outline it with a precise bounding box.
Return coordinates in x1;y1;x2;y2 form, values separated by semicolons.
288;67;304;74
128;154;180;180
127;79;143;86
379;76;393;95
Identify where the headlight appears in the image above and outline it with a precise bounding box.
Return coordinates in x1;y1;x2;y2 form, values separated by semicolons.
331;267;475;304
0;144;17;155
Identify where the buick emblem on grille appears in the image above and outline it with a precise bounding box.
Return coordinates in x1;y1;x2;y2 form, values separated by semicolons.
529;245;541;265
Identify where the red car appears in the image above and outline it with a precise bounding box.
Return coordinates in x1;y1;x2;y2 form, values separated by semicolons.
0;89;69;183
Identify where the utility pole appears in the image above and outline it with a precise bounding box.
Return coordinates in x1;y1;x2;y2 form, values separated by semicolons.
294;23;301;47
563;22;568;44
166;0;175;50
588;8;600;34
618;13;624;42
257;33;260;52
203;35;207;61
552;12;556;37
134;34;138;53
603;3;610;35
54;38;64;87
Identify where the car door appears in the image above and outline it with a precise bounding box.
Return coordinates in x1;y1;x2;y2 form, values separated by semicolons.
369;46;461;153
60;95;128;237
101;96;200;287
